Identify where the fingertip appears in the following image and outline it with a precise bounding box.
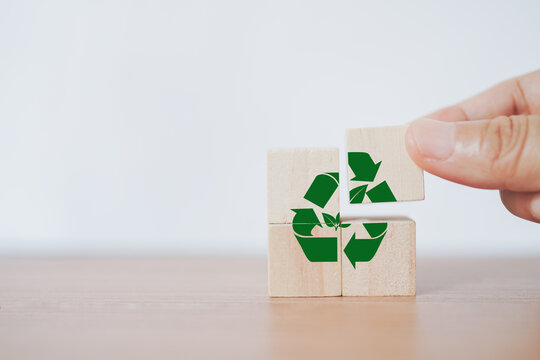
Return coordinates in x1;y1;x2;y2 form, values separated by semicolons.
406;118;456;161
530;194;540;222
500;190;540;224
427;106;469;122
405;122;422;164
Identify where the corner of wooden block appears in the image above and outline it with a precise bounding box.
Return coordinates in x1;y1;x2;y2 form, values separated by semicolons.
267;148;340;224
268;223;342;297
346;125;424;203
341;217;416;296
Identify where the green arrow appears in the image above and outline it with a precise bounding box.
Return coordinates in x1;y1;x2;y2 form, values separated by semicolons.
292;209;337;262
304;172;339;208
363;222;388;237
291;209;322;236
344;223;387;268
348;152;381;182
290;171;340;263
295;235;338;262
366;181;396;203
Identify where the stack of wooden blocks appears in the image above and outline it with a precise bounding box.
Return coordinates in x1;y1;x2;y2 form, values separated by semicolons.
267;125;424;297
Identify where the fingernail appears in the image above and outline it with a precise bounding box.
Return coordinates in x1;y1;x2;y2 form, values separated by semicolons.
408;118;456;160
531;194;540;221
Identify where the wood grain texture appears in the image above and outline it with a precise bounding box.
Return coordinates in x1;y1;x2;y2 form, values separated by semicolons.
346;125;424;203
268;224;341;297
267;148;339;224
342;218;416;296
1;258;539;360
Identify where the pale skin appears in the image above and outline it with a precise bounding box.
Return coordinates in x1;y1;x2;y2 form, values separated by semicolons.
405;69;540;223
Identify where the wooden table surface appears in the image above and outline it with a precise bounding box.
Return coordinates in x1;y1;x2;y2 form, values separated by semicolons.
0;258;539;360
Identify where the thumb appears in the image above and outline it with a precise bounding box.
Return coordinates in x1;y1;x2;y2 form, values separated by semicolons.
405;115;540;192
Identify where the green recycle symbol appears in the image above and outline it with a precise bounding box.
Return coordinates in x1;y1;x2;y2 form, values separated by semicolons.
348;152;397;204
289;152;397;267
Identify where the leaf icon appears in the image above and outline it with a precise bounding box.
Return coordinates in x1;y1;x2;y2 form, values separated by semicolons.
349;185;368;204
340;223;351;228
322;213;336;228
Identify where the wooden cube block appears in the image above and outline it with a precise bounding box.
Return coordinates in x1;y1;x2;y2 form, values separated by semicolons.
346;125;424;204
341;218;415;296
267;148;340;224
268;223;342;297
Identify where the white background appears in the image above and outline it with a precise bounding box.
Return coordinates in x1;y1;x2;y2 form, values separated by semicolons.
1;0;539;256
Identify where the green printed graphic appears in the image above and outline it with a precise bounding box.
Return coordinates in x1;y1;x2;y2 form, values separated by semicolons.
287;156;392;264
292;209;321;229
366;181;396;202
363;222;388;237
304;173;339;208
295;235;338;262
344;222;388;268
292;208;338;262
291;172;342;263
291;209;321;236
348;152;396;204
348;152;381;181
349;184;367;204
322;212;350;230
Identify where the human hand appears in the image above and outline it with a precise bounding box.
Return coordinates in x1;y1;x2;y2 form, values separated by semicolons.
405;70;540;223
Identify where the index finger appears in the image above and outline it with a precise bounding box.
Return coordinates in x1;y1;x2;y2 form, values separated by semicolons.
427;69;540;122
